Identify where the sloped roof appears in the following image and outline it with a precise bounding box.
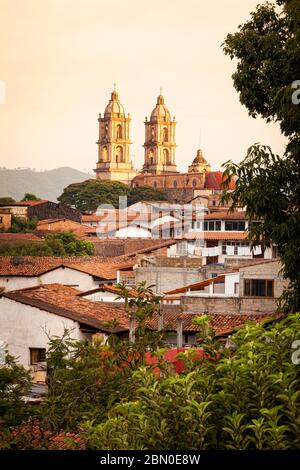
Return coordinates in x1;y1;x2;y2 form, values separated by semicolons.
182;231;247;240
0;233;43;242
149;311;278;336
2;283;129;333
0;256;135;280
165;274;228;295
204;171;235;190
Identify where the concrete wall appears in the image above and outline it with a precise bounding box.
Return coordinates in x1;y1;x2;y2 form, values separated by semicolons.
82;291;124;302
135;266;201;294
0;266;99;292
239;260;288;298
0;297;87;368
181;295;277;316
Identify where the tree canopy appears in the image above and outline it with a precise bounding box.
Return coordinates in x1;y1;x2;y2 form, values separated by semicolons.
0;197;15;205
21;193;40;201
58;179;167;211
222;0;300;312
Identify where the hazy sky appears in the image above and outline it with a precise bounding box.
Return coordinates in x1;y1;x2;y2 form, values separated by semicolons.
0;0;285;174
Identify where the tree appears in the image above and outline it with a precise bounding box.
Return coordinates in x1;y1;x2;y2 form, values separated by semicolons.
58;179;168;211
0;231;95;256
21;193;40;201
45;231;95;256
58;179;130;211
9;215;38;233
0;197;15;205
0;353;31;427
221;0;300;312
127;185;167;206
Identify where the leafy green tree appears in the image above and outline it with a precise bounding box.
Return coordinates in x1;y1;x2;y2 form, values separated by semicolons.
58;179;130;211
45;231;95;256
39;284;163;430
84;313;300;450
9;215;38;233
0;353;31;427
0;197;15;205
0;241;53;256
127;185;167;205
21;193;40;201
222;0;300;312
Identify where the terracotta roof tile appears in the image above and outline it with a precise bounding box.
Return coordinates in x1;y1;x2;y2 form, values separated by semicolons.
3;283;130;332
204;172;235;190
0;233;43;242
0;255;135;279
182;231;247;240
149;312;278;335
204;211;246;220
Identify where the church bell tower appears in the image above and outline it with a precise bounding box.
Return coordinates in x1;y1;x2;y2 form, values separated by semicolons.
143;91;178;174
94;86;136;184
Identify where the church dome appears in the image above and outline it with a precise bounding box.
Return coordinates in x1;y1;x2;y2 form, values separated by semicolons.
192;149;207;165
104;90;125;116
150;94;171;120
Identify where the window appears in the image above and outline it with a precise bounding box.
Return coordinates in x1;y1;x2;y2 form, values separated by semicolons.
204;220;221;231
173;180;177;188
30;348;46;365
153;181;157;188
116;124;122;139
234;282;239;295
192;179;197;187
222;241;250;255
225;221;245;231
0;216;2;224
244;279;274;297
177;241;188;255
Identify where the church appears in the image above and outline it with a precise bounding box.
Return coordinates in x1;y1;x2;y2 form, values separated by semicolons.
94;88;234;202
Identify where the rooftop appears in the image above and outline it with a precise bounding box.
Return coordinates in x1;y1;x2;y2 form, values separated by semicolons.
2;283;129;333
0;255;135;280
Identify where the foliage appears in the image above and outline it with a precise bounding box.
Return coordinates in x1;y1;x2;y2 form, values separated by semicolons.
0;241;53;256
83;313;300;450
58;179;130;211
0;230;95;257
0;353;31;428
0;196;15;205
45;231;95;256
38;284;163;431
127;185;167;206
21;193;40;201
10;215;38;233
58;179;167;211
222;0;300;312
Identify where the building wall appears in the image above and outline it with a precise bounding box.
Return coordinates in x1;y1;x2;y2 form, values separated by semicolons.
181;295;277;316
239;260;288;298
115;225;151;238
135;266;201;294
0;297;86;368
0;211;12;230
0;267;100;292
81;291;124;302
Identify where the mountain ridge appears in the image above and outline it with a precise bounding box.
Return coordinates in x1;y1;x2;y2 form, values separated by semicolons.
0;167;93;202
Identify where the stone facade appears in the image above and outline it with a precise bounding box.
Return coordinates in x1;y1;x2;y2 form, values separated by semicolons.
94;88;136;184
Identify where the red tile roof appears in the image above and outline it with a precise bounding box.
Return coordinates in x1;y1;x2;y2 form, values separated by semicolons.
182;231;247;240
0;233;43;242
204;171;235;190
149;311;278;336
7;200;48;207
0;256;135;280
3;283;130;333
204;211;246;220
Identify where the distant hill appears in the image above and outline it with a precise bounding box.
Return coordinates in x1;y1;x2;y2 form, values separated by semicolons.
0;167;93;202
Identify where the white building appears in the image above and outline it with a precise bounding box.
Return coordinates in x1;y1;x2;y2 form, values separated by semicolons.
0;283;129;372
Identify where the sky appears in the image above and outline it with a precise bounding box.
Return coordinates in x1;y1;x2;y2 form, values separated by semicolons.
0;0;286;174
